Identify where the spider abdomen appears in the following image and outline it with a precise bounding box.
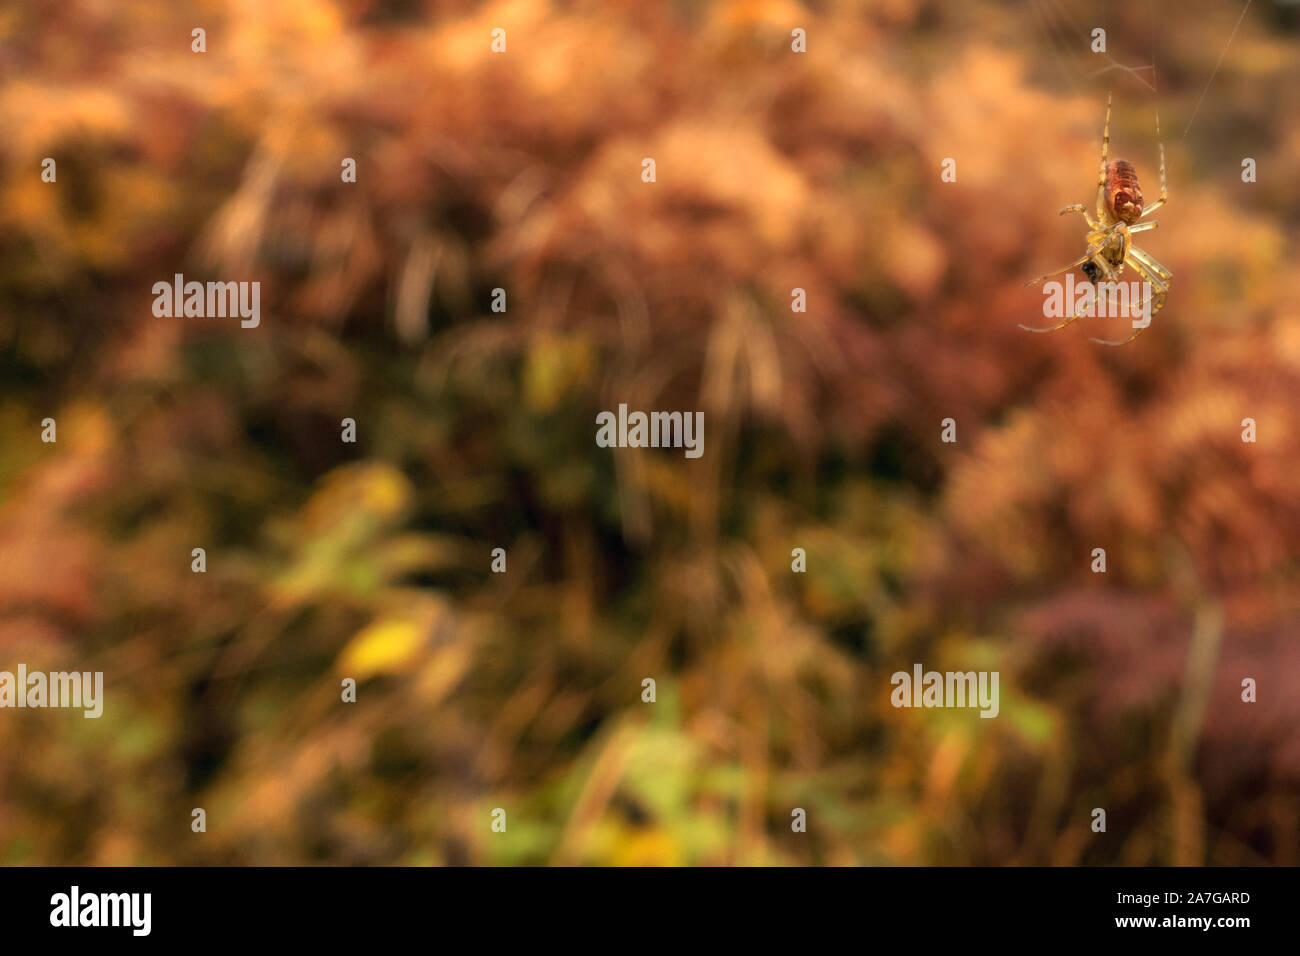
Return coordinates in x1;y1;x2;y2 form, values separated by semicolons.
1105;159;1144;224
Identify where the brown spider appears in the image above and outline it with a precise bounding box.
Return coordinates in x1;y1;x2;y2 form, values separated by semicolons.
1021;92;1170;346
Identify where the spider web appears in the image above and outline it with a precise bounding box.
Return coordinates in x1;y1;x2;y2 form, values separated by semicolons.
1030;0;1159;94
1032;0;1255;140
1183;0;1253;138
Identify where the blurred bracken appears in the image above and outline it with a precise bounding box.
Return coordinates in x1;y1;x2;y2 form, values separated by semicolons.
0;0;1297;865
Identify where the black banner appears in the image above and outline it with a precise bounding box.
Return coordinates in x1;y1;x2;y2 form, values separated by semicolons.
0;865;1287;943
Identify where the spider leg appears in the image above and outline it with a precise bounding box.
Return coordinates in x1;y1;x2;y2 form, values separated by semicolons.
1095;92;1112;221
1140;141;1167;217
1130;265;1168;321
1024;231;1113;286
1128;220;1158;234
1092;254;1121;285
1128;244;1171;282
1060;203;1099;228
1088;256;1167;345
1019;281;1104;334
1019;248;1118;334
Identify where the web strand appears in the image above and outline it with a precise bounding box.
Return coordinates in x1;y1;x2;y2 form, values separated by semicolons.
1184;0;1252;138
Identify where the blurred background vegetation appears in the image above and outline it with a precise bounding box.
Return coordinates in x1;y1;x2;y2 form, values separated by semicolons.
0;0;1297;865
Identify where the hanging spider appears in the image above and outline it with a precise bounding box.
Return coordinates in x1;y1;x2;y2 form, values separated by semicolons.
1020;92;1170;346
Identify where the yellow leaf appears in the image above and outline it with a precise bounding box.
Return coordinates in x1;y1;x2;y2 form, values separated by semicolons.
609;827;683;867
338;617;424;679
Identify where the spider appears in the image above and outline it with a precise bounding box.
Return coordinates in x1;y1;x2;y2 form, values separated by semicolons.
1020;92;1170;346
